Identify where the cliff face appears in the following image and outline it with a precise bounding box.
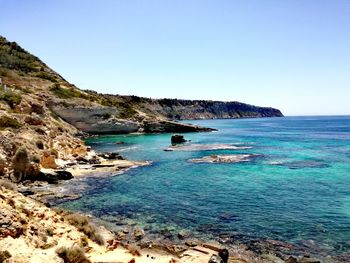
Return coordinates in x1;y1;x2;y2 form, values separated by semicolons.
112;96;283;120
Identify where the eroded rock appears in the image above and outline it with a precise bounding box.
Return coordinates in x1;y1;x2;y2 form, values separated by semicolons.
189;154;259;163
40;152;57;169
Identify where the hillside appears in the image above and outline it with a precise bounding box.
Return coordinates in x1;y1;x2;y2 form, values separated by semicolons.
110;95;283;120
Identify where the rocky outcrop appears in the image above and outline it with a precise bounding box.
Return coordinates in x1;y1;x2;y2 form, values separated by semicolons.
189;154;260;163
50;106;216;135
116;95;284;120
143;120;215;133
51;106;140;134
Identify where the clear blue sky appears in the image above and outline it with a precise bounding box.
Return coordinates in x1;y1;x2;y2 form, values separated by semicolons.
1;0;349;115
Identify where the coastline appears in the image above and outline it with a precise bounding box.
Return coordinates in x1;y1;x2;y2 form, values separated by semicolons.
0;160;259;263
11;155;329;263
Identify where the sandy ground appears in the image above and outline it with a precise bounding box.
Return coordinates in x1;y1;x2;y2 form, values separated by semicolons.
1;187;249;263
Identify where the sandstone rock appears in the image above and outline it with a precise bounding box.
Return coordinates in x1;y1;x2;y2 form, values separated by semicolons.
40;152;57;169
24;113;43;126
51;106;140;134
177;230;190;239
133;228;145;240
98;152;124;160
208;254;222;263
30;102;45;115
0;209;25;238
185;240;199;247
72;145;87;156
116;231;127;241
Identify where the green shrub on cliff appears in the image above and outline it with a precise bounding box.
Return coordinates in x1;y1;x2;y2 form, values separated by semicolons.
49;84;95;101
0;115;22;129
0;86;22;109
0;36;39;73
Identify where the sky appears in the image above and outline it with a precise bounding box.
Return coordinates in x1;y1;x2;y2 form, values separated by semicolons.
0;0;349;116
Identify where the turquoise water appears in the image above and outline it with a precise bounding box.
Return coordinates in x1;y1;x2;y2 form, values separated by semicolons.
61;116;350;256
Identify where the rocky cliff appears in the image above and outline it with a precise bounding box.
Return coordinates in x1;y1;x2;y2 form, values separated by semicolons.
110;95;283;120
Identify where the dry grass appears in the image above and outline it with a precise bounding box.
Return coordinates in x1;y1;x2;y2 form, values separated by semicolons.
64;213;104;245
56;246;90;263
0;179;17;191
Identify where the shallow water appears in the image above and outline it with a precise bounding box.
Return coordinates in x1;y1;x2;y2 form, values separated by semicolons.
60;116;350;256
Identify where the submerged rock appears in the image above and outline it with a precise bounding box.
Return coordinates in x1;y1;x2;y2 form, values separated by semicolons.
271;160;330;169
165;144;252;152
177;230;190;239
189;154;259;164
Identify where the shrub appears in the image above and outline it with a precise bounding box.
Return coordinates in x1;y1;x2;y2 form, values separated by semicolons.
0;179;16;191
0;115;22;129
0;88;22;109
35;71;57;82
0;250;11;263
49;84;92;101
64;214;104;245
11;147;29;182
56;246;90;263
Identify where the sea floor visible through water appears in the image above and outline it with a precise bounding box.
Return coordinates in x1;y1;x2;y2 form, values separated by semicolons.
58;116;350;260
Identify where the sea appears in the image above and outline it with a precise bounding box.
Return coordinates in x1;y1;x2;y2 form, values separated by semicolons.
59;116;350;259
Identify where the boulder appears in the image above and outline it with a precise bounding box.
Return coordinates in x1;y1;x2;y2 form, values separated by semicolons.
30;102;45;115
40;152;57;169
171;134;186;144
24;113;43;126
98;152;124;160
0;209;25;238
72;145;87;156
177;230;190;239
133;228;145;240
39;170;73;184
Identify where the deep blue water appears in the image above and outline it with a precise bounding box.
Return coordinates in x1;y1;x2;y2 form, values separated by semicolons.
61;116;350;256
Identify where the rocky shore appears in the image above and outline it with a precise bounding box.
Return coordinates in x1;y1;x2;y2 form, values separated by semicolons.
1;137;346;263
